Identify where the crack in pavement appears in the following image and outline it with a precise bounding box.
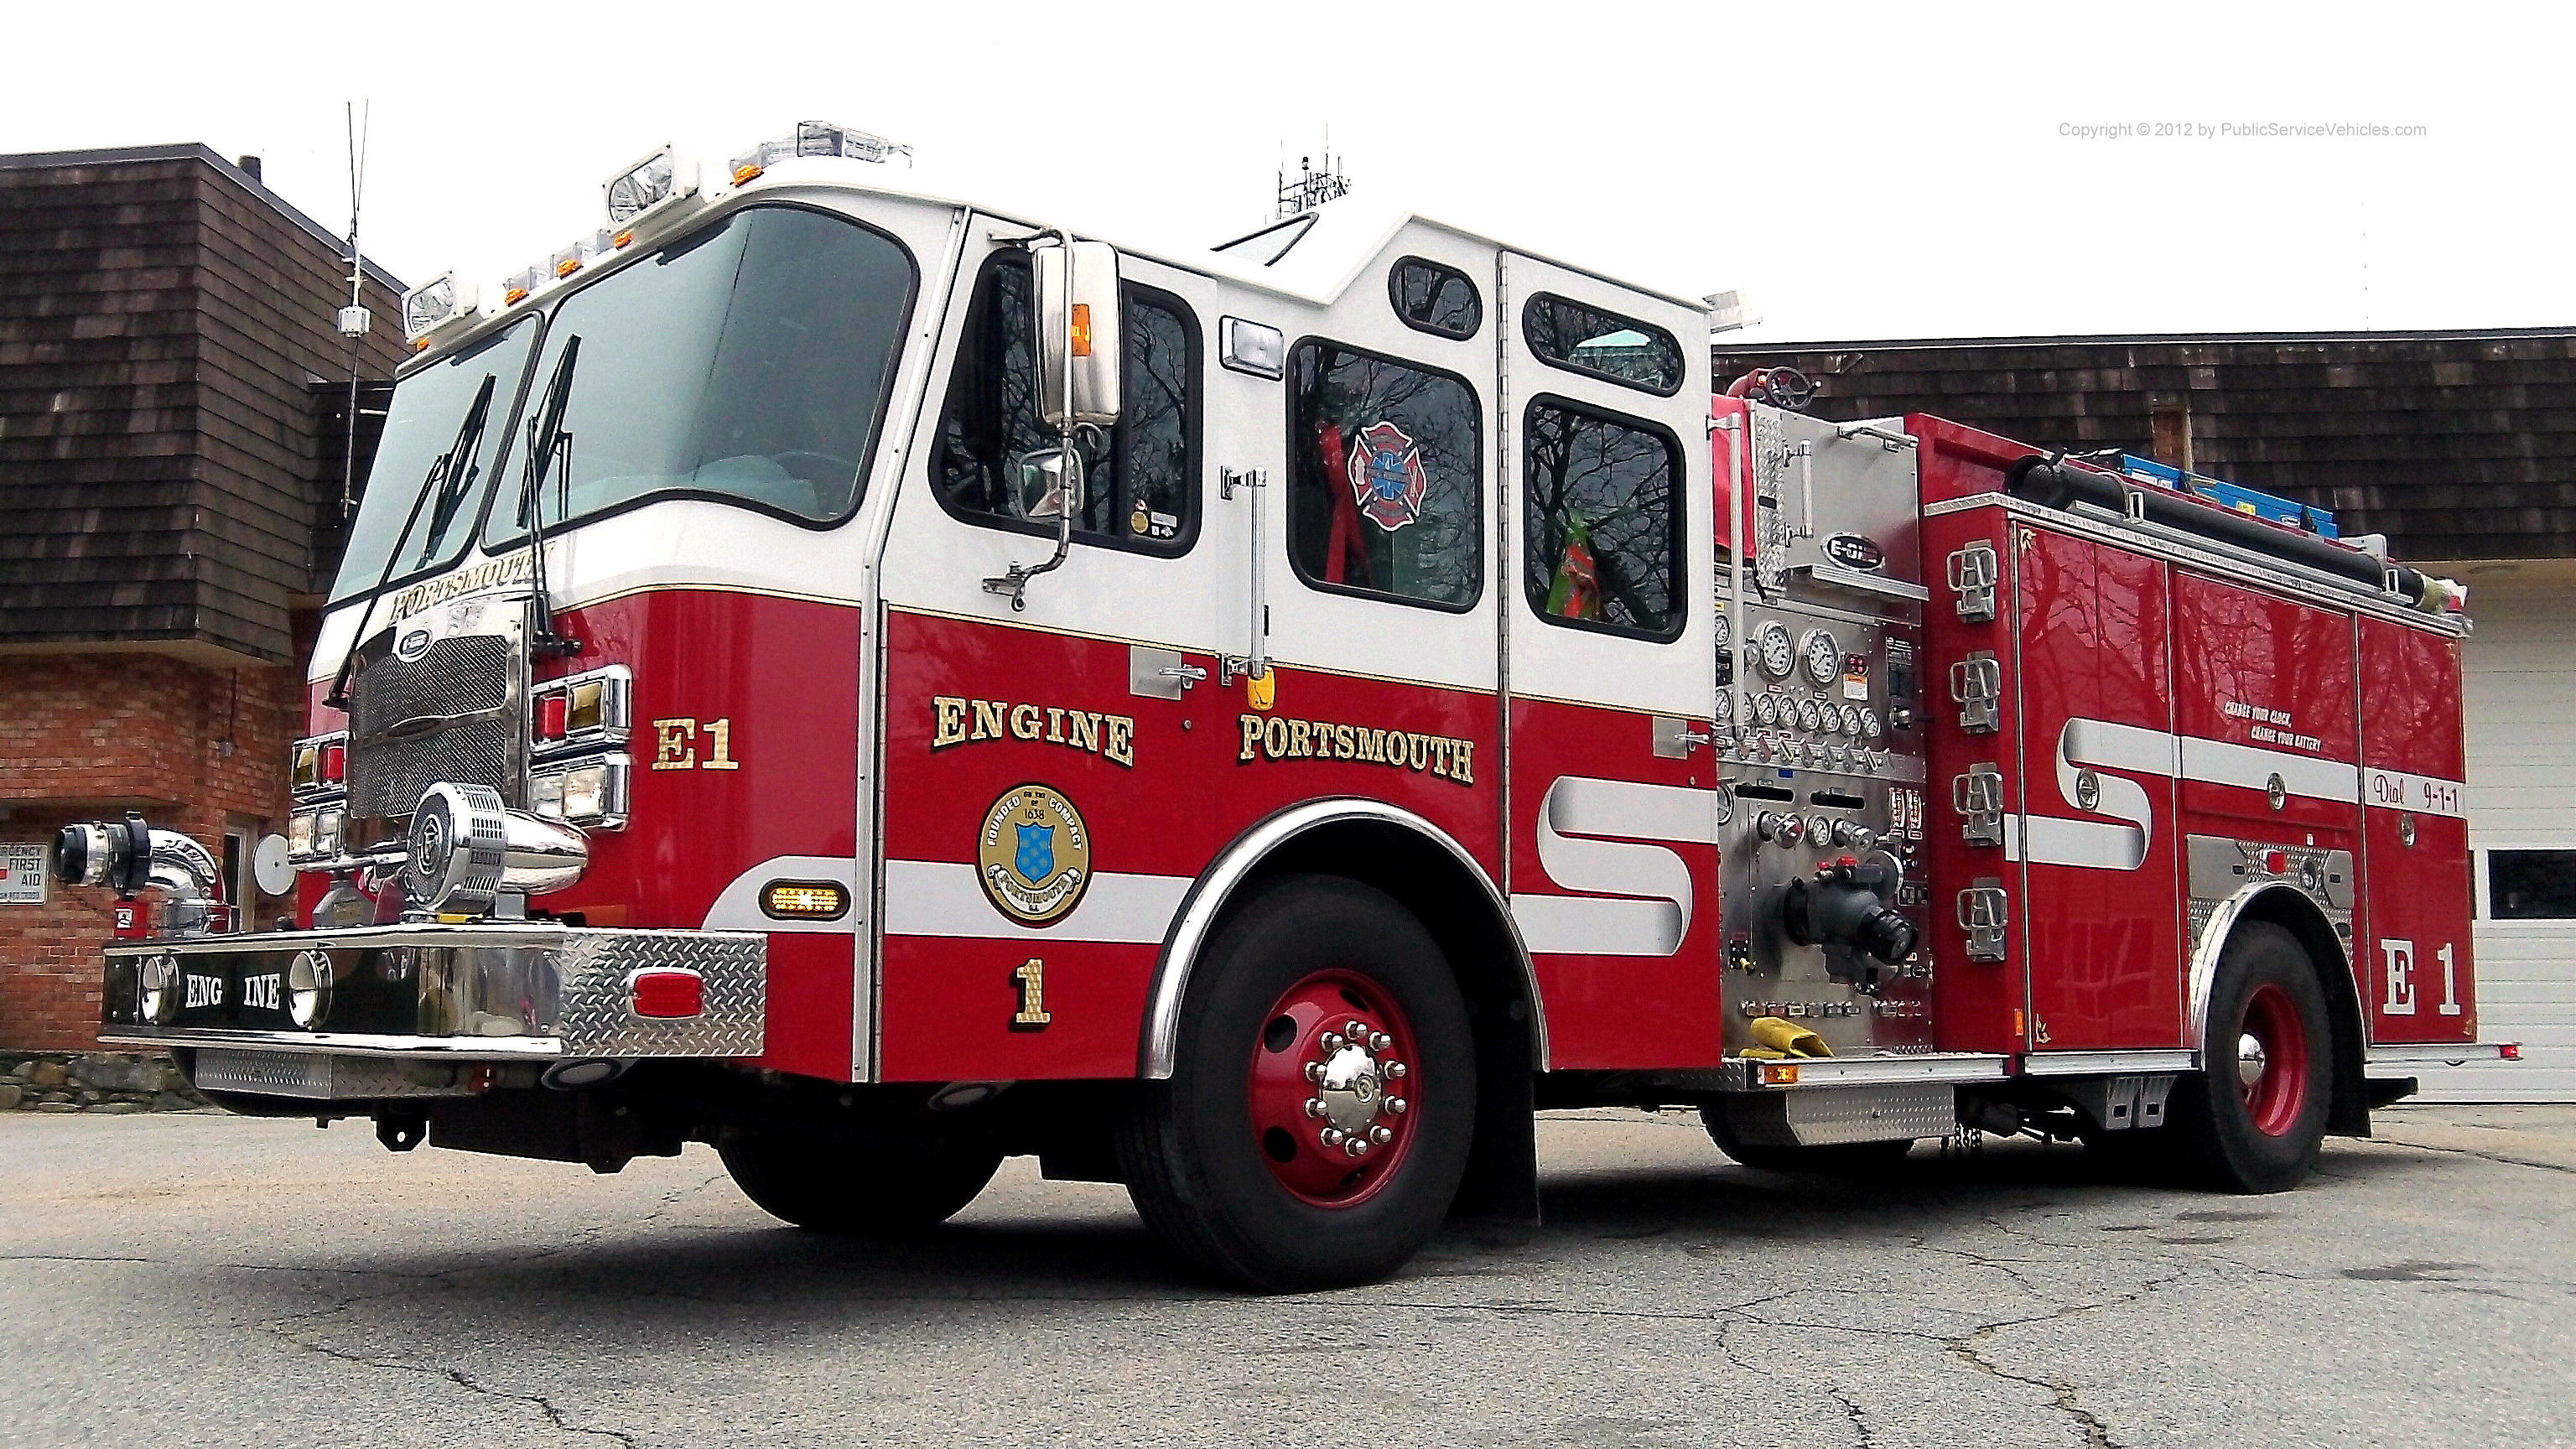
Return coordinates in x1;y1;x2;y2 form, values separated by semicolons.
1359;1290;1803;1327
1946;1322;2124;1449
259;1322;637;1446
1824;1384;1877;1449
2371;1136;2576;1176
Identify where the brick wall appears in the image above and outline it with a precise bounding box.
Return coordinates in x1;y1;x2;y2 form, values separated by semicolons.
0;648;307;1050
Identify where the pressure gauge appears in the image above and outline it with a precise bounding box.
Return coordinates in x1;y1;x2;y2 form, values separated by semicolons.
1842;704;1866;736
1712;781;1735;826
1859;707;1883;739
1795;698;1821;732
1753;693;1779;725
1800;628;1841;687
1820;703;1845;735
1755;621;1795;679
1712;610;1732;648
1714;691;1735;723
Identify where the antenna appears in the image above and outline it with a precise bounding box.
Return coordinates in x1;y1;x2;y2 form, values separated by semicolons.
336;101;374;522
1274;132;1351;220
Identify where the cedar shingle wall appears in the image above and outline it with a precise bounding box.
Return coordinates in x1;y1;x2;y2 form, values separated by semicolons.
0;153;403;665
1711;334;2576;564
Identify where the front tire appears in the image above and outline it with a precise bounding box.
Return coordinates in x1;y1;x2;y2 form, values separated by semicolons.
2168;921;2332;1192
1118;875;1476;1292
719;1132;1002;1234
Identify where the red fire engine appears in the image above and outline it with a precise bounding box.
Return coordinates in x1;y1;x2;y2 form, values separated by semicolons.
55;124;2511;1291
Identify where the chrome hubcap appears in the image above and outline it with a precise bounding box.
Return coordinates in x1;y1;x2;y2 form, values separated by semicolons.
1301;1021;1408;1158
2236;1031;2267;1088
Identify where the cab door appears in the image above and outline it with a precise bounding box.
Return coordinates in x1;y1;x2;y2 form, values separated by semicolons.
1496;252;1721;1069
873;217;1228;1082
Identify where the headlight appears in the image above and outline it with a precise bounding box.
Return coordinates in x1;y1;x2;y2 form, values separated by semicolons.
286;949;332;1029
137;954;180;1026
529;752;630;828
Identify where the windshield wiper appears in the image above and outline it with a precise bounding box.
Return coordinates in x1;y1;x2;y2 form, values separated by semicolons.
325;374;500;710
515;335;584;660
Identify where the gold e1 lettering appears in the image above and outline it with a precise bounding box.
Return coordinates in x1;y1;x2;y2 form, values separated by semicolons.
651;717;740;771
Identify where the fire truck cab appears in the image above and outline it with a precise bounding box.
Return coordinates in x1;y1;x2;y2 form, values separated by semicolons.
58;126;2506;1291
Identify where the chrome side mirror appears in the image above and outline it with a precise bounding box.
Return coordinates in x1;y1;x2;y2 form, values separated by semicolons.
1034;239;1122;430
1012;446;1083;522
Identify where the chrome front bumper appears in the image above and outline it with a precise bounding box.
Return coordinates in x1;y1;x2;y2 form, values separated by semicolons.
100;922;765;1064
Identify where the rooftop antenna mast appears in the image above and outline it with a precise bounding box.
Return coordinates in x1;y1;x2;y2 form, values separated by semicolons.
1274;129;1351;219
336;101;374;522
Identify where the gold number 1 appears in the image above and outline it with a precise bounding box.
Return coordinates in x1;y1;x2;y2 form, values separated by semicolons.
1011;958;1052;1028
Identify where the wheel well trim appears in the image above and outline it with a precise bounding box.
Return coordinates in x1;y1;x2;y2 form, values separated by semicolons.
1139;797;1545;1079
2187;881;2351;1052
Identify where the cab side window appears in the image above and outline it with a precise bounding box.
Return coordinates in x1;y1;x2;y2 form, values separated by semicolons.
1285;340;1483;610
934;252;1200;550
1524;397;1684;639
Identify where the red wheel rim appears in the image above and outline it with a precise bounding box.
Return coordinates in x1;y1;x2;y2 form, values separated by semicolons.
1245;969;1420;1208
2236;982;2310;1136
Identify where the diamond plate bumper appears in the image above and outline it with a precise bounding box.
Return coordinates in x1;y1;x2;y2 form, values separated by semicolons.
99;922;764;1061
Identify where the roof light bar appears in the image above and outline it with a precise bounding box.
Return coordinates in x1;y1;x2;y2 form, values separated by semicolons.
727;119;912;185
502;264;546;307
550;229;615;280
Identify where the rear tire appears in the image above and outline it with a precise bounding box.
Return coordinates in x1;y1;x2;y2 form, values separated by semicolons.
719;1133;1002;1234
1117;874;1475;1292
1700;1104;1914;1173
2168;921;2332;1192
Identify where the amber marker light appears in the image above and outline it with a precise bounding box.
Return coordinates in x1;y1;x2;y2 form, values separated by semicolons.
1760;1062;1800;1086
1069;303;1093;357
761;881;850;921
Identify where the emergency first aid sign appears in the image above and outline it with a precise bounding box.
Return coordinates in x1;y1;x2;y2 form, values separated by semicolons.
0;843;47;904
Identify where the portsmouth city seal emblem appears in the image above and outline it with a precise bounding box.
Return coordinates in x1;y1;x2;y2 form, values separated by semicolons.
976;785;1092;927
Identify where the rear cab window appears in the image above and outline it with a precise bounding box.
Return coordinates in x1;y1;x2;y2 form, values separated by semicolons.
1284;340;1483;610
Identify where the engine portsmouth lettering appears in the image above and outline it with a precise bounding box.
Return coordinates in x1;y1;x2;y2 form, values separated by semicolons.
1235;714;1475;785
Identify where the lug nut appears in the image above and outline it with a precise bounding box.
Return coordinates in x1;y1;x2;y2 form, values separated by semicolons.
1369;1125;1393;1145
1385;1062;1407;1078
1387;1097;1408;1114
1320;1032;1343;1052
1305;1061;1326;1083
1305;1098;1327;1118
1345;1020;1368;1039
1369;1031;1391;1052
1345;1138;1369;1157
1320;1127;1346;1146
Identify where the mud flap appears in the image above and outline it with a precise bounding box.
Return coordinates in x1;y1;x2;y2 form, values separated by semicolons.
1447;1009;1540;1226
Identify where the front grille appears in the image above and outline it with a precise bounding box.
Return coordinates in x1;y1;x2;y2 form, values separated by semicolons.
345;597;528;819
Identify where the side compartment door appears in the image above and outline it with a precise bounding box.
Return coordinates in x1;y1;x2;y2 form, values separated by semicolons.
873;219;1226;1082
1497;253;1720;1069
2171;572;2366;1017
2012;526;2185;1051
2359;616;2476;1041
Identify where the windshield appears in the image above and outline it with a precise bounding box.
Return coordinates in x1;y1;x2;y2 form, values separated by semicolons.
328;317;540;602
494;205;913;541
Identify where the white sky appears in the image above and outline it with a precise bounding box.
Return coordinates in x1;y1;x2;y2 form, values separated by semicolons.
13;1;2572;342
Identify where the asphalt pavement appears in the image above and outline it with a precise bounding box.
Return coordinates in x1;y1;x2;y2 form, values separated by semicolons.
2;1103;2569;1448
